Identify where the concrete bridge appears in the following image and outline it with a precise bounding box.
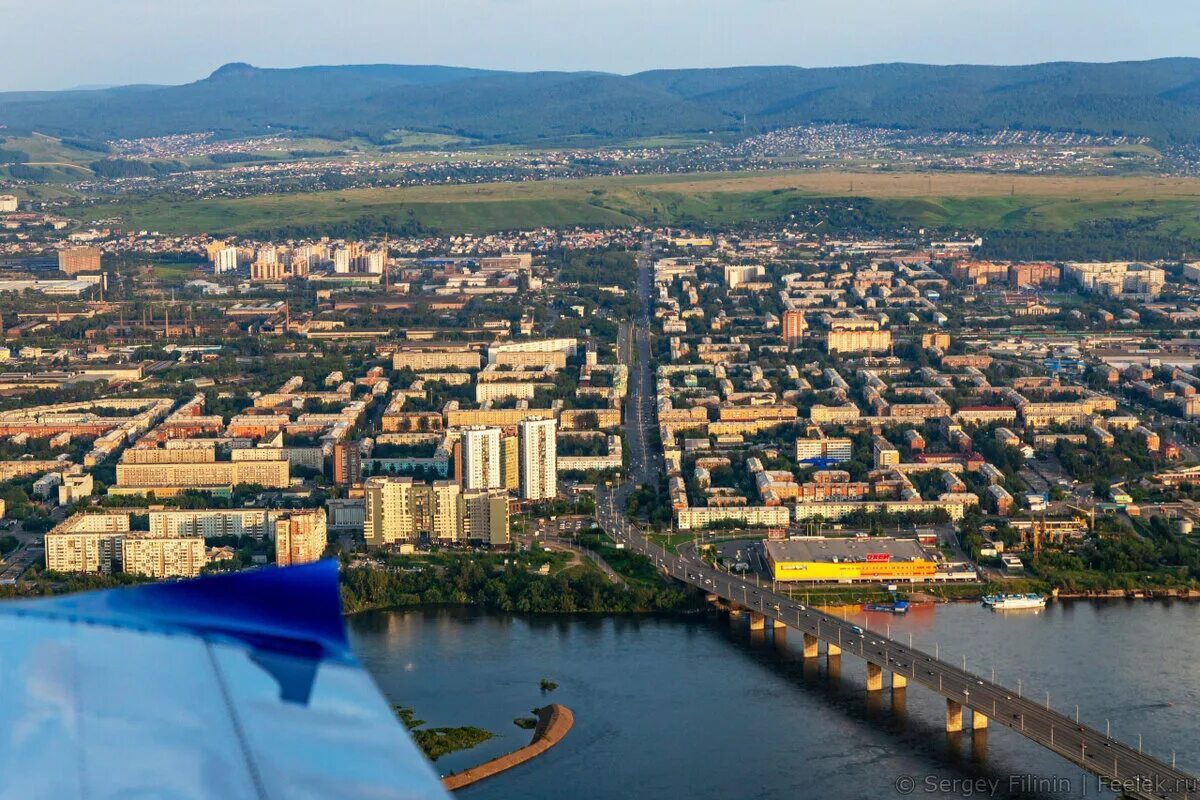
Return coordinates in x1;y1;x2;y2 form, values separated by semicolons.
596;487;1198;800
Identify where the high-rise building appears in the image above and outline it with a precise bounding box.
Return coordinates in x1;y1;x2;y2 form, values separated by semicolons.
213;246;239;274
518;417;557;500
332;440;362;486
782;310;806;347
333;243;364;274
461;426;502;490
274;509;328;567
333;248;352;274
500;433;520;490
363;477;463;547
461;489;510;547
250;259;285;282
365;249;386;275
58;246;102;275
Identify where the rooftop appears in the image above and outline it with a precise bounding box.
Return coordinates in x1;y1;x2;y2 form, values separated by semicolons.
764;536;929;564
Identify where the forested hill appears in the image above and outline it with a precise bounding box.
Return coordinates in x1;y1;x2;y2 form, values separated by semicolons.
6;58;1200;145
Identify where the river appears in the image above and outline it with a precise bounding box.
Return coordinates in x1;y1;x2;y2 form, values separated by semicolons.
347;600;1200;799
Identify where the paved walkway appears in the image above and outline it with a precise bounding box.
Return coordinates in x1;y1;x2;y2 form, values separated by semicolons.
442;704;574;791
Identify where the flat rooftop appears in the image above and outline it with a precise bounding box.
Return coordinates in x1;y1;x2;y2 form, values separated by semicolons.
765;536;929;564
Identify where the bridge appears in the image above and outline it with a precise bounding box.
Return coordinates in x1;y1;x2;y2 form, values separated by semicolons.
595;491;1195;796
595;492;1197;800
597;244;1200;800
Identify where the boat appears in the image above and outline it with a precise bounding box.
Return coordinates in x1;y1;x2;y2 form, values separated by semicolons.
863;600;909;613
982;593;1047;610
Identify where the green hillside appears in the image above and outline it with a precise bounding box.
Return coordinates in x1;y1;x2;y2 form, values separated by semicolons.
8;59;1200;145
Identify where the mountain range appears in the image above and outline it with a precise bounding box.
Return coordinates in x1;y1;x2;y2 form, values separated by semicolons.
5;58;1200;145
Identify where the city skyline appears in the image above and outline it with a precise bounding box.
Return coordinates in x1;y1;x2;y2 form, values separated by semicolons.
4;0;1200;92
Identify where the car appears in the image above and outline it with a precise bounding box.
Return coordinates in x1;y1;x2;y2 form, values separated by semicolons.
849;625;864;635
977;680;983;685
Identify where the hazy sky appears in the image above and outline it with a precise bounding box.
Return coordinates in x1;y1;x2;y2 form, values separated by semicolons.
4;0;1200;91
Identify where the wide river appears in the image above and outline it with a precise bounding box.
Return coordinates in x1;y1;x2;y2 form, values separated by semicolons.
348;600;1200;799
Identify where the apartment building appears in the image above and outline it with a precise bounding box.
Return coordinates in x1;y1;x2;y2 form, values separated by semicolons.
795;436;853;464
274;509;328;567
461;426;503;490
809;403;862;423
676;506;790;531
57;471;94;505
121;534;206;579
44;513;132;574
58;246;102;275
149;508;272;540
781;310;806;346
392;347;481;372
461;489;511;547
826;329;892;354
332;440;362;486
363;476;463;547
115;457;289;490
872;435;900;467
212;246;239;274
518;416;557;500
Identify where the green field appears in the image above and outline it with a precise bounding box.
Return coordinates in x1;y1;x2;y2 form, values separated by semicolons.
0;132;104;193
68;170;1200;237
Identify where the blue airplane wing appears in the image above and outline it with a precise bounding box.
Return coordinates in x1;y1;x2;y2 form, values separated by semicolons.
0;560;450;800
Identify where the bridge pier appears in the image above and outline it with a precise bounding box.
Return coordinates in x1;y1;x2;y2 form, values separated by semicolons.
773;617;787;628
892;672;907;690
827;654;842;681
946;699;963;733
827;643;841;657
749;612;765;631
866;662;883;692
972;710;989;730
803;632;819;658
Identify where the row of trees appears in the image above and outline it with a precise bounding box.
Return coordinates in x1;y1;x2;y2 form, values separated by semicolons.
340;556;694;615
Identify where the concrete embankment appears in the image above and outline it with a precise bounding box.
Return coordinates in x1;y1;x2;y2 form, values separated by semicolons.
442;703;574;791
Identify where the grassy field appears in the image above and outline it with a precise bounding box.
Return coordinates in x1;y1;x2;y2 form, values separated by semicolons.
0;132;103;192
150;262;203;282
68;169;1200;236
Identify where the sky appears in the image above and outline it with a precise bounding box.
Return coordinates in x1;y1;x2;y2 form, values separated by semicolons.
3;0;1200;92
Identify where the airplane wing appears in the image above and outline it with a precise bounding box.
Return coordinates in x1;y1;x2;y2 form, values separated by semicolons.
0;560;450;800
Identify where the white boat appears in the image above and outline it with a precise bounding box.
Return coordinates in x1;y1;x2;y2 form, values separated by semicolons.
982;593;1047;610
